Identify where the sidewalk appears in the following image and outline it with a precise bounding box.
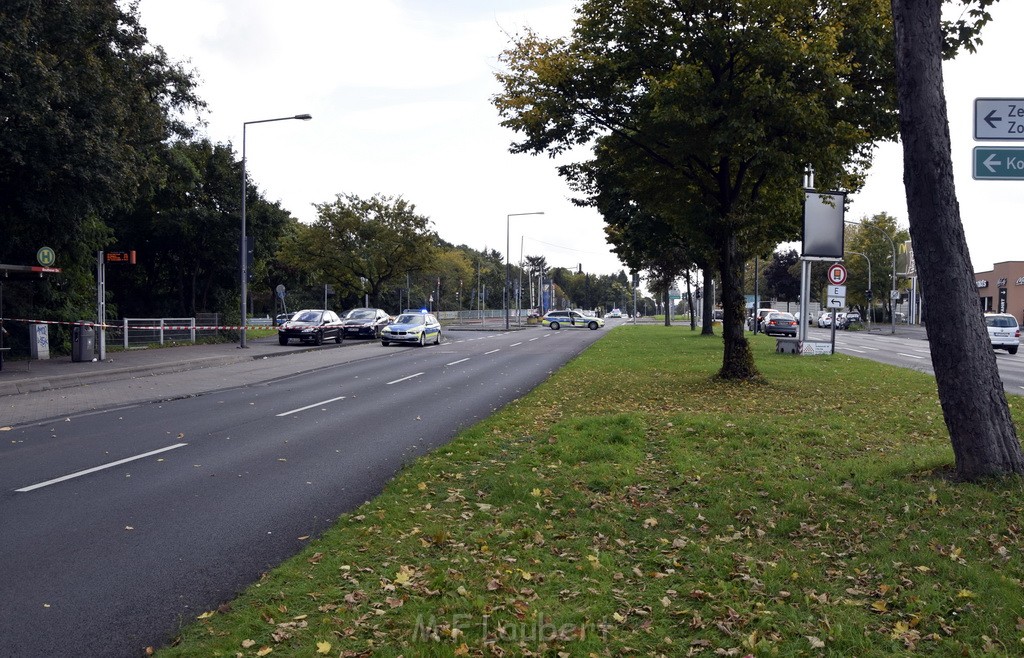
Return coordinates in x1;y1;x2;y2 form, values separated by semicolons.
0;337;337;397
0;337;385;427
0;324;522;427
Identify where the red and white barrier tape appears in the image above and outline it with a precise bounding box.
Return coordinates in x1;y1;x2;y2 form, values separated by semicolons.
0;317;276;331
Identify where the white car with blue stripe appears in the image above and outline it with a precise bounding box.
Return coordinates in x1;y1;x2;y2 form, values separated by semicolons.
542;310;604;330
381;312;441;346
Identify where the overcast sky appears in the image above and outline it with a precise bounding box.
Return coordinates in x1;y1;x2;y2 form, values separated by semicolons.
137;0;1024;279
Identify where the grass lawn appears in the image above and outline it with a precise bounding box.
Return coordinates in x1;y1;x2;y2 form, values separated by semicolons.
158;326;1024;657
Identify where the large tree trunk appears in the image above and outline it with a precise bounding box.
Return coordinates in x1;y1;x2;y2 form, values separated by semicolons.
718;234;758;379
663;288;671;327
892;0;1024;480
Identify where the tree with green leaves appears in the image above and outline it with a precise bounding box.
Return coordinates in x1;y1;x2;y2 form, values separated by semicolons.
278;194;437;309
890;0;1022;480
762;250;802;303
0;0;202;330
495;0;899;380
842;213;908;321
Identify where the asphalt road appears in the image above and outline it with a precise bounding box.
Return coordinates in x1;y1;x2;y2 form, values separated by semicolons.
804;325;1024;393
0;325;610;657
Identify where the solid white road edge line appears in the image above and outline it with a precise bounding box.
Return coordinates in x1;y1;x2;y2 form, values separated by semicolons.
897;353;924;359
387;372;424;385
446;358;470;366
15;443;188;493
276;395;347;417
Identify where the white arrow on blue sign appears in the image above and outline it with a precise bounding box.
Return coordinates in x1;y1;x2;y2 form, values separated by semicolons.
974;98;1024;140
973;147;1024;180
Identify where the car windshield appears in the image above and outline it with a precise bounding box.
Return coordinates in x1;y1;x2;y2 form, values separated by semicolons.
294;311;323;323
348;309;375;319
987;316;1018;328
395;314;424;324
771;313;795;321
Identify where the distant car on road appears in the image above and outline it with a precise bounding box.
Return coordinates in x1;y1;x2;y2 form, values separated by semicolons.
837;311;862;329
381;312;441;347
763;312;798;337
607;308;623;318
342;307;392;339
817;312;833;328
278;309;344;346
985;312;1020;355
275;312;295;326
543;310;604;330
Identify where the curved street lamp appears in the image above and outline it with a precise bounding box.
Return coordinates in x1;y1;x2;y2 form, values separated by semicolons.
505;211;544;330
240;114;312;348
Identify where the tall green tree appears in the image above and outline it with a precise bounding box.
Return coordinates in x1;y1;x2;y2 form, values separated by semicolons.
0;0;202;327
762;250;802;303
495;0;899;380
890;0;1022;480
843;213;908;320
278;194;437;308
113;140;293;318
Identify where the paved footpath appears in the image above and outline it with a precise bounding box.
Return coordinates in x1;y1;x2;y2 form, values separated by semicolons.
0;337;386;428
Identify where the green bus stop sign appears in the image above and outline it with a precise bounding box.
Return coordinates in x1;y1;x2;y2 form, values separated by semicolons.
37;247;55;267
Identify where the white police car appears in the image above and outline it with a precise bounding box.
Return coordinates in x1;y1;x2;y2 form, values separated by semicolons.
542;309;604;330
381;312;441;346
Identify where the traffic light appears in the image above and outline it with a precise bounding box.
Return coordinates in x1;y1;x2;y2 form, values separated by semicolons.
866;289;873;301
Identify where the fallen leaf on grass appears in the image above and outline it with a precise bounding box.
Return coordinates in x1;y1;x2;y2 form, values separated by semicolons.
242;639;256;648
316;641;331;654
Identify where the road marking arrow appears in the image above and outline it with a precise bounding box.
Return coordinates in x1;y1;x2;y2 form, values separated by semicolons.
983;153;1002;173
985;109;1003;130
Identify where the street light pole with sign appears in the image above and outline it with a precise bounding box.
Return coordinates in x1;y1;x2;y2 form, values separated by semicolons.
240;114;312;348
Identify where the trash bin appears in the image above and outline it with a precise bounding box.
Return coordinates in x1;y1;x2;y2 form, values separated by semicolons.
72;322;95;362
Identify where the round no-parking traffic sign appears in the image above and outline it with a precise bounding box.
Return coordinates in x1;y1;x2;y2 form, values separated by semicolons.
827;263;848;285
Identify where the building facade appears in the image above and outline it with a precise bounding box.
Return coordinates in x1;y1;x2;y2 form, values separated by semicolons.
975;261;1024;319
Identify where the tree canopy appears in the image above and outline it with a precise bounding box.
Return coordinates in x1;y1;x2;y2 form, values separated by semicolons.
277;194;437;309
495;0;900;379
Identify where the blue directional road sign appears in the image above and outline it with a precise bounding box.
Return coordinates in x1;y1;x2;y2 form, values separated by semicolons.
975;98;1024;140
973;147;1024;180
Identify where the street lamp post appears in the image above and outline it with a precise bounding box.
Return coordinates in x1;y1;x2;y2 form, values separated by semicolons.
240;113;312;348
506;212;544;330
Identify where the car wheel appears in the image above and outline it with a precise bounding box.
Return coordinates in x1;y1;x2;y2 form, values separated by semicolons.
588;321;598;330
549;321;560;330
381;340;389;346
278;335;288;346
314;331;323;346
1010;346;1019;355
335;331;342;344
418;333;426;347
434;331;441;345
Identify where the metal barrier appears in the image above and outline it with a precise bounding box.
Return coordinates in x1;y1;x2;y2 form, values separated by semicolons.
122;318;197;348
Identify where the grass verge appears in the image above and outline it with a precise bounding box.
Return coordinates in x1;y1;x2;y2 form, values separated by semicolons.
158;326;1024;657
